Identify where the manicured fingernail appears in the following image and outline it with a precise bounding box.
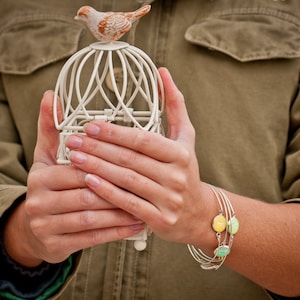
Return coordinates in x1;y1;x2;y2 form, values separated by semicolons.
69;151;87;164
130;223;145;231
85;174;101;187
43;90;53;96
84;123;100;136
66;135;83;149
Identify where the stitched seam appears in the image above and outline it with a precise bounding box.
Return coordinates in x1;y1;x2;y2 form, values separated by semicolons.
212;7;300;27
196;41;300;61
113;241;126;300
83;247;94;300
0;14;80;33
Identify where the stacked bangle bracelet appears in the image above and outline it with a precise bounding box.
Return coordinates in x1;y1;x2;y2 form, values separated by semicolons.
187;184;239;270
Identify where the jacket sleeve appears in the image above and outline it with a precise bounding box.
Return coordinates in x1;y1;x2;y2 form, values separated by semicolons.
0;203;75;300
282;83;300;201
0;8;86;296
0;74;28;215
0;75;79;299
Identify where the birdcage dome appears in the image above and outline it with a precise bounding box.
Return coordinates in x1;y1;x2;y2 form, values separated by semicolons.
53;41;164;164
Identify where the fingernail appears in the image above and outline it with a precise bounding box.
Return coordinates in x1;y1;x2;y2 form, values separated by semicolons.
66;135;83;149
84;123;100;136
130;223;145;231
43;90;53;97
69;151;87;164
85;174;101;187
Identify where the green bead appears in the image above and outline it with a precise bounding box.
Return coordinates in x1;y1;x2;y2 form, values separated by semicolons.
214;245;230;257
228;216;239;235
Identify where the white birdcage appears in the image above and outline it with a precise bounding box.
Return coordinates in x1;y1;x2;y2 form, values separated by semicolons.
53;41;165;251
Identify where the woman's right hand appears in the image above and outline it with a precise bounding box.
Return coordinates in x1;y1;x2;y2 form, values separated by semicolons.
3;91;144;267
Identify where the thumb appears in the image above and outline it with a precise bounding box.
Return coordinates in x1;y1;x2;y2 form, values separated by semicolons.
33;90;62;168
158;67;195;146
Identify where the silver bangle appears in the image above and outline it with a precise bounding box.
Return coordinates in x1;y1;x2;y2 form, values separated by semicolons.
187;184;239;270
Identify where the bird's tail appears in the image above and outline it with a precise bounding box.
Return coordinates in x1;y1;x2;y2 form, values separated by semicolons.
131;5;151;21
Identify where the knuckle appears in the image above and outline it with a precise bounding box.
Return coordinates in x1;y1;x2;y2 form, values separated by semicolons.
79;188;95;207
88;158;103;174
85;137;98;153
101;184;116;201
74;168;87;184
133;130;152;149
121;169;137;188
43;237;60;254
28;169;45;186
80;211;95;227
124;194;140;214
169;172;188;192
118;148;138;167
29;219;43;236
89;228;123;246
24;197;39;216
105;126;114;139
89;230;103;245
177;147;191;167
161;212;179;227
115;209;128;223
167;192;184;211
115;226;129;239
30;218;50;242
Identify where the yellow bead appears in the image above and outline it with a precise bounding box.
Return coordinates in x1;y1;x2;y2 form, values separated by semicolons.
212;214;226;233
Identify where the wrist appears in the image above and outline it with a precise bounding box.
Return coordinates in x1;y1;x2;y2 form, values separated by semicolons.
3;200;43;267
188;184;240;270
190;182;220;252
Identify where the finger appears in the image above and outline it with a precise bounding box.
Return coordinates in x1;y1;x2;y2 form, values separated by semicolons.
45;209;144;235
48;224;145;261
66;134;175;183
28;164;87;191
37;188;115;215
83;121;185;163
158;67;195;146
33;90;62;169
84;173;160;220
84;174;180;228
68;150;166;203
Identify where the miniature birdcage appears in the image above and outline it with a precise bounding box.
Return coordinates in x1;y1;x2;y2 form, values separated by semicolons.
53;41;165;250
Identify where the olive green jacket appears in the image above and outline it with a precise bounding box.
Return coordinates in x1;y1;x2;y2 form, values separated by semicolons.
1;0;300;299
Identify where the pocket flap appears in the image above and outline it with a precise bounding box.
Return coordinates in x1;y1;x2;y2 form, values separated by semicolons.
185;9;300;62
0;16;84;74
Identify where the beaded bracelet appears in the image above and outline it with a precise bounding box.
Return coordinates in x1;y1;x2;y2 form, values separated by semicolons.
187;184;239;270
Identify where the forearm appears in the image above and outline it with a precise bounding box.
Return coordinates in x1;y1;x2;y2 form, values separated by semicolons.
218;191;299;297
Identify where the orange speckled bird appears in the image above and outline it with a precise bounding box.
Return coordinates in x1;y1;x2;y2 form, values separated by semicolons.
75;5;151;43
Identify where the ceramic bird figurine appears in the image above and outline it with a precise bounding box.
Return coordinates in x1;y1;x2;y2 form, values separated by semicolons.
75;5;151;43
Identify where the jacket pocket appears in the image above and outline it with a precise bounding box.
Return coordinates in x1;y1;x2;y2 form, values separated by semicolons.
0;15;84;74
185;7;300;62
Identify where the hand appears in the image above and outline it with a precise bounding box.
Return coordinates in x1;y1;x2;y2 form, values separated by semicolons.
66;68;215;246
4;91;144;267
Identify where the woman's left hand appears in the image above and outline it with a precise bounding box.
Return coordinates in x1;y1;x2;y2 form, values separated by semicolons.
66;67;214;245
